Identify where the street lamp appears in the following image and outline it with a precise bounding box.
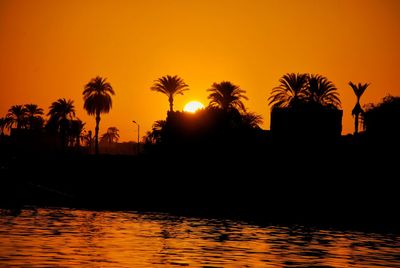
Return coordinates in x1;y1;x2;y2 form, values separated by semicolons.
132;120;140;154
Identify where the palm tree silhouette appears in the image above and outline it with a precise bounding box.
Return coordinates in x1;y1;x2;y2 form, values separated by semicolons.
0;117;12;135
100;127;119;144
7;105;27;130
207;81;248;112
307;74;341;109
242;112;263;128
69;119;85;147
24;104;44;130
83;76;115;155
146;120;166;144
151;75;189;112
268;73;308;108
349;81;369;135
48;98;76;148
82;130;93;149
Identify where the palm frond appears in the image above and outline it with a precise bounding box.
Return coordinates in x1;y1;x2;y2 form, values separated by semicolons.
349;81;369;99
83;76;114;116
242;112;263;128
207;81;248;112
150;75;189;112
307;74;341;109
268;73;308;108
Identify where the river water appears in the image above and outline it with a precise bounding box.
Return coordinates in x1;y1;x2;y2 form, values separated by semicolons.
0;207;399;267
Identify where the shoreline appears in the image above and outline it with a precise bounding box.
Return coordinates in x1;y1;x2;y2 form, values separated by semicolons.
1;147;399;234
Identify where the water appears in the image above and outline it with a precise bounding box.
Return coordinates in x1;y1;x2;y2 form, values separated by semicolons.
0;208;399;267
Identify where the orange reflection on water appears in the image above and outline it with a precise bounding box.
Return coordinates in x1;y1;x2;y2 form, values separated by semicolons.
0;208;399;267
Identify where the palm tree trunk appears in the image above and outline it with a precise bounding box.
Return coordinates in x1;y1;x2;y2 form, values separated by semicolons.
76;134;80;148
355;113;359;135
95;112;100;155
354;98;360;135
60;119;67;150
169;96;173;112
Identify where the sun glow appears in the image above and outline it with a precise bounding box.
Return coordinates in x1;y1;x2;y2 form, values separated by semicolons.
183;101;205;113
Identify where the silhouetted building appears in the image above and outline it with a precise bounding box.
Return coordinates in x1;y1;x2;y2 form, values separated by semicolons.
159;109;267;155
270;107;342;143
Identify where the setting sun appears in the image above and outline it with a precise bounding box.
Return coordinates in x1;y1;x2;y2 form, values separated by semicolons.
183;101;205;113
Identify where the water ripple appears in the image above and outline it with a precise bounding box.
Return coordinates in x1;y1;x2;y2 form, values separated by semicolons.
0;208;399;267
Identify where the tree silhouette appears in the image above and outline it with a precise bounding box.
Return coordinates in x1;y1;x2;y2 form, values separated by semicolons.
269;73;342;111
82;130;93;149
151;75;189;112
145;120;166;144
268;73;308;108
100;127;120;144
269;73;343;141
207;81;248;112
7;105;27;130
47;98;76;148
363;95;400;141
307;74;341;109
69;119;85;147
349;81;369;135
0;117;12;135
24;104;44;130
83;76;115;155
242;112;263;128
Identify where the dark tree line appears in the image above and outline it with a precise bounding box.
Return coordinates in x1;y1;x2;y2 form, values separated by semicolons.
0;76;116;154
2;72;399;156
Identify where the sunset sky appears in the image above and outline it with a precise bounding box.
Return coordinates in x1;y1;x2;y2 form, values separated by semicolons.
1;0;399;141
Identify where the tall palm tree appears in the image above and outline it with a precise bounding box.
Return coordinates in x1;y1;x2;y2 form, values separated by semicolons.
268;73;308;108
307;74;341;109
100;127;120;144
83;76;115;155
349;81;369;135
7;105;27;130
47;98;76;147
24;104;44;130
207;81;248;112
151;75;189;112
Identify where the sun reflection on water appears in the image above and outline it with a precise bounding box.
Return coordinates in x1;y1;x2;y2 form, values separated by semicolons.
0;208;399;267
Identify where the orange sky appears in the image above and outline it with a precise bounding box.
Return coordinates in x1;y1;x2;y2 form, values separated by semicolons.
1;0;399;141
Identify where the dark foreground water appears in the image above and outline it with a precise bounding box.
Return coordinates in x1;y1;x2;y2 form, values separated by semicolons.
0;208;399;267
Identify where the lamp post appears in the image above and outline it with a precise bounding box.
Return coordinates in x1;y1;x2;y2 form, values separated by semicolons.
132;120;140;154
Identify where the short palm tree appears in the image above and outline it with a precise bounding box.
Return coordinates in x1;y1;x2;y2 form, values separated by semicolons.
151;75;189;112
307;74;341;109
207;81;248;112
48;98;76;147
83;76;115;155
242;112;263;128
69;119;85;147
100;127;120;144
82;130;93;148
146;120;166;144
268;73;308;108
0;117;12;135
24;104;44;130
48;98;75;122
7;105;27;129
349;81;369;135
